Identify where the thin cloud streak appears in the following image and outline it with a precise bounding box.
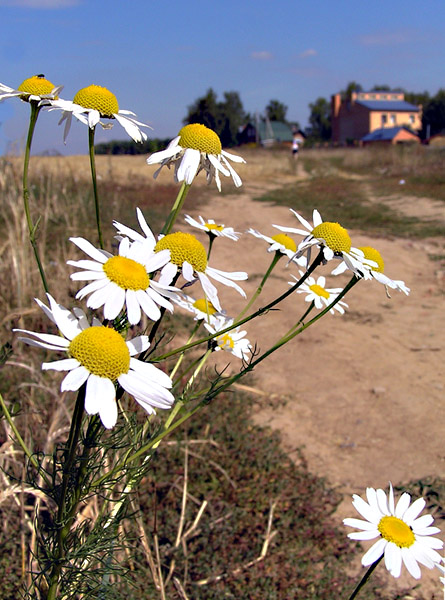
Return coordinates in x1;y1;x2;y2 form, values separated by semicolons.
359;30;417;46
250;50;273;61
299;48;317;58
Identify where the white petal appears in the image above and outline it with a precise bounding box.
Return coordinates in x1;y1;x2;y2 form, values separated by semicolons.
125;290;142;325
114;113;146;143
47;294;83;341
361;538;387;566
351;494;380;524
177;148;200;184
14;328;70;349
129;358;172;388
182;261;195;281
384;542;402;578
126;335;150;356
61;366;90;391
69;237;111;263
102;286;126;320
42;358;80;371
403;497;426;525
67;259;104;271
135;290;161;321
197;272;221;311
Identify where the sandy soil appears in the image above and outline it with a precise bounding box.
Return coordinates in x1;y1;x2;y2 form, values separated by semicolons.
178;159;445;597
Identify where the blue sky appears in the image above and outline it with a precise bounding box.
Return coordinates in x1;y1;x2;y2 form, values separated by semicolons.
0;0;444;155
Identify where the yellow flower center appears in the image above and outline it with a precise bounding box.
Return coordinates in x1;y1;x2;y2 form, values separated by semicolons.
205;223;224;232
378;516;415;548
358;246;384;273
155;232;208;272
271;233;297;252
311;222;351;254
218;333;235;351
73;85;119;117
69;327;130;380
103;256;150;291
193;298;217;315
178;124;222;154
17;75;57;99
309;284;330;299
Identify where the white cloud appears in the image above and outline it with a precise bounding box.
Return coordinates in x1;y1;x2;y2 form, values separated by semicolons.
299;48;317;58
359;31;415;46
0;0;81;7
250;51;273;61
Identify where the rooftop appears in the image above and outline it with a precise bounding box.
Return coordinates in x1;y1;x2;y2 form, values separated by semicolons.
356;100;420;112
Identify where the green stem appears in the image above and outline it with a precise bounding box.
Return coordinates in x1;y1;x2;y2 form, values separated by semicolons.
170;321;201;380
198;275;360;401
236;252;281;320
23;102;49;294
88;125;104;249
0;392;50;487
46;386;87;600
206;233;215;260
281;300;316;338
161;182;191;235
348;556;383;600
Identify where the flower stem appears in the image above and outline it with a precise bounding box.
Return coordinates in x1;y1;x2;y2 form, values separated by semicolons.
88;125;104;249
46;386;94;599
161;182;190;235
348;556;383;600
23;102;49;294
0;392;50;487
236;252;281;320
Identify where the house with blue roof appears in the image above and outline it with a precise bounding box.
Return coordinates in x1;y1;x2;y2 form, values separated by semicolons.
331;90;422;144
361;125;420;146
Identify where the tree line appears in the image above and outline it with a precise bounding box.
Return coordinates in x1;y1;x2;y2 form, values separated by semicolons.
95;83;445;154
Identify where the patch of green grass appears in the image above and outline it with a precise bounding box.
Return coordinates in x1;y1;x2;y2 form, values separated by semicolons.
254;177;444;239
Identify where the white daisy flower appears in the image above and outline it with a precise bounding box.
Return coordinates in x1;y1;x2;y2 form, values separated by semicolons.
289;272;348;314
204;316;252;361
13;295;174;429
185;215;240;241
68;236;178;325
0;74;62;104
146;123;245;191
247;228;307;266
344;483;443;580
273;209;376;278
154;231;247;312
332;246;410;295
48;84;150;143
170;293;225;324
113;208;248;313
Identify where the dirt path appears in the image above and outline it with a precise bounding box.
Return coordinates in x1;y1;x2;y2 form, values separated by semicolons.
182;167;445;596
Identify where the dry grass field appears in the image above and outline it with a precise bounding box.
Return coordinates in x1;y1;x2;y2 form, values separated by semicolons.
0;144;444;598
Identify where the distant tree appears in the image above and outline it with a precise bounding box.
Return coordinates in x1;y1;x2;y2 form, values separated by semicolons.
404;90;430;106
184;88;220;131
265;99;288;122
371;84;391;91
308;97;331;140
340;81;363;99
218;91;246;146
422;89;445;137
183;89;245;147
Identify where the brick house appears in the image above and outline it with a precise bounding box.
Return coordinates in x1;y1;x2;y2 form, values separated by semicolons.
331;90;422;144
